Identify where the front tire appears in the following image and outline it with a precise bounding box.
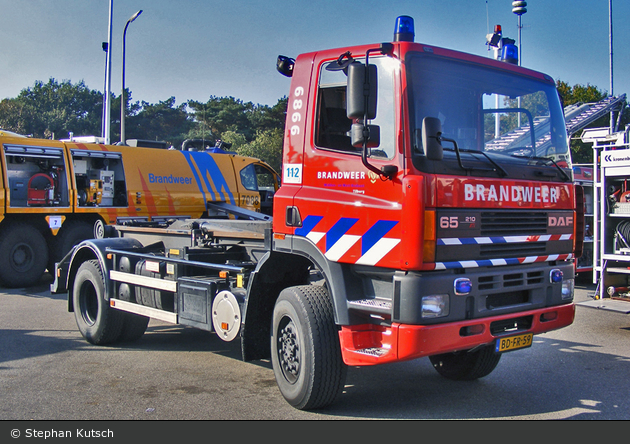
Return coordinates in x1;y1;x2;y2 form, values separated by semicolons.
271;285;347;410
73;260;124;345
429;344;501;381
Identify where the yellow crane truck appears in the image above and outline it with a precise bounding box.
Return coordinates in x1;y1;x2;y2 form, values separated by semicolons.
0;131;279;287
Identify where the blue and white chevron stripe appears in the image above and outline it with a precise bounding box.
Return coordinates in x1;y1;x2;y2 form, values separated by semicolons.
295;216;400;266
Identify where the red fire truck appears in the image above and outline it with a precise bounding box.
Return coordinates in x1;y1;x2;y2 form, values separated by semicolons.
53;16;580;410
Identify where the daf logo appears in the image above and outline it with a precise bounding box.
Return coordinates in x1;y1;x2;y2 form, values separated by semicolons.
548;216;573;227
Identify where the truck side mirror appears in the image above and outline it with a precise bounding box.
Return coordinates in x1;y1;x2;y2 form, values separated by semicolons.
276;55;295;77
347;61;377;120
350;123;380;148
422;117;444;161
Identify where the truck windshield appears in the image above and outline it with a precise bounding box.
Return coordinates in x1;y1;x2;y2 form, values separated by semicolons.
407;52;571;178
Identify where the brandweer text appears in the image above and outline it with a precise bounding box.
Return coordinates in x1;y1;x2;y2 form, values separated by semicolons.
464;183;558;203
148;173;193;185
317;171;366;180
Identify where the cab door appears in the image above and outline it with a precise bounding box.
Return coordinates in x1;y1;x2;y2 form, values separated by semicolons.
290;52;405;268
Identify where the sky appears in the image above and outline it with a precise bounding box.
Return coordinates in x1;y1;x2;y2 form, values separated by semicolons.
1;0;629;108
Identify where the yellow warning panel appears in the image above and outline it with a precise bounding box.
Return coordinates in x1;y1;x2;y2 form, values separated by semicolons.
46;215;66;235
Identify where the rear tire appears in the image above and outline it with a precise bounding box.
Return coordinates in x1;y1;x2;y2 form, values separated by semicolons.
429;345;501;381
0;223;48;288
271;285;347;410
73;260;124;345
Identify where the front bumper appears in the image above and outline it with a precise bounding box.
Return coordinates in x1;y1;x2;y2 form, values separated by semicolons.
338;302;575;366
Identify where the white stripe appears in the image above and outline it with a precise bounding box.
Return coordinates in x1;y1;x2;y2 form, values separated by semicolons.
440;234;568;245
110;270;177;292
325;235;361;262
458;261;479;268
356;238;401;266
440;238;462;245
306;231;325;244
490;258;508;266
476;237;493;244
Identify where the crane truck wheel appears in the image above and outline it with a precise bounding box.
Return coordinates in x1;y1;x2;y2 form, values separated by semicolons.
271;285;347;410
429;344;502;381
50;220;95;272
0;223;48;288
73;260;124;345
93;219;105;239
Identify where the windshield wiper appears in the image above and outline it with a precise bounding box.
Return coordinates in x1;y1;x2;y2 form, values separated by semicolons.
529;155;572;182
442;136;508;177
508;152;571;181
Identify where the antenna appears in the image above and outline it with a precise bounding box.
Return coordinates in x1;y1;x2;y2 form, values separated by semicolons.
486;1;490;35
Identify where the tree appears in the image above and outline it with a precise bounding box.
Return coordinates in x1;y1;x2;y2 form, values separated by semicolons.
248;97;288;134
125;97;193;148
0;78;103;139
187;96;254;141
556;80;605;107
237;128;284;173
0;78;290;172
187;96;287;143
555;80;626;164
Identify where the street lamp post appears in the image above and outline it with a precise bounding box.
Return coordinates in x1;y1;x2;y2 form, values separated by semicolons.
121;10;143;145
104;0;113;145
609;0;614;132
101;41;108;140
512;1;527;67
512;1;527;127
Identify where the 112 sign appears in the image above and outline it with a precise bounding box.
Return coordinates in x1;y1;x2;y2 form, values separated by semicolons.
283;163;302;184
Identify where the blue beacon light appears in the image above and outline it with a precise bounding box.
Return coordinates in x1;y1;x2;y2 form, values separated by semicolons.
394;16;415;42
501;40;518;64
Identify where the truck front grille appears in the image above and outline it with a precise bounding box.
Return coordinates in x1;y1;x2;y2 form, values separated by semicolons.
480;242;546;257
436;210;573;263
480;211;547;235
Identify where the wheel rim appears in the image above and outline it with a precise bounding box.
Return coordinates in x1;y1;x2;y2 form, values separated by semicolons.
276;315;301;384
78;281;99;327
10;242;34;272
94;220;105;239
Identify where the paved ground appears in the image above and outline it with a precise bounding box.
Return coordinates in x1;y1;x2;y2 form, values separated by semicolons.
0;273;628;422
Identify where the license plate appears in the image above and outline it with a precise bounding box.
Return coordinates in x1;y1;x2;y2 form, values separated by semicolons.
495;333;533;353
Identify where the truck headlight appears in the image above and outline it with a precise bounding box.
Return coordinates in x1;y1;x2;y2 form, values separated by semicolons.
422;294;450;318
561;278;574;300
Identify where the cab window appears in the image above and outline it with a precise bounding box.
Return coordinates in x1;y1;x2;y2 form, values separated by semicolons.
240;163;278;192
315;56;396;159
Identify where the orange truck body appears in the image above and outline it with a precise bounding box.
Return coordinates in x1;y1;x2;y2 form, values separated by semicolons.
0;133;278;287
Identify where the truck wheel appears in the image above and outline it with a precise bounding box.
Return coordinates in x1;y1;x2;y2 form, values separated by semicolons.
429;345;501;381
0;223;48;288
73;260;124;345
93;219;105;239
119;313;150;342
271;285;347;410
50;220;94;270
